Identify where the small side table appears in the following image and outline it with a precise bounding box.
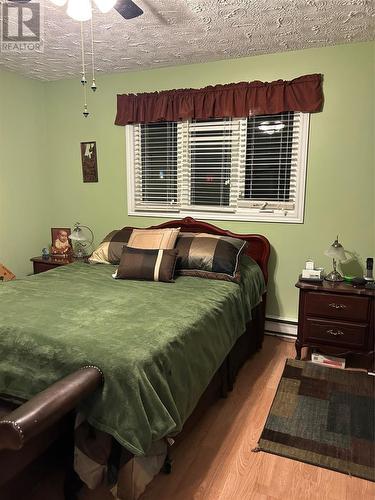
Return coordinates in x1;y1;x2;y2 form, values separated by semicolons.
30;256;73;275
295;280;374;371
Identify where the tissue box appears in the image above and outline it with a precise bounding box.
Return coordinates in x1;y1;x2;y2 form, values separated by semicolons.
302;269;322;279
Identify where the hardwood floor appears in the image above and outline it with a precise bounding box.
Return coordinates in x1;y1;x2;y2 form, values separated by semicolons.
23;335;374;500
140;336;375;500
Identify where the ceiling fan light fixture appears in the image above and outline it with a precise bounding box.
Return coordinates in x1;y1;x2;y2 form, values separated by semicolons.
67;0;92;21
93;0;117;14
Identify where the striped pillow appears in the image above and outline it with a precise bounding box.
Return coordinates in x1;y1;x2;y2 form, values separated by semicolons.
175;232;247;283
89;227;180;265
116;246;178;283
89;228;133;265
127;228;180;250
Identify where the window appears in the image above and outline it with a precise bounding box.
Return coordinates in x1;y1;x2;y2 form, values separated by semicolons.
126;112;309;223
136;122;178;208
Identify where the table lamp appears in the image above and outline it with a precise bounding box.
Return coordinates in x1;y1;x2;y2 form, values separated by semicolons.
70;222;94;258
324;236;346;282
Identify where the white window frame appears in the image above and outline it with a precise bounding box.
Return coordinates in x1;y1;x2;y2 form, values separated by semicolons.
126;113;310;223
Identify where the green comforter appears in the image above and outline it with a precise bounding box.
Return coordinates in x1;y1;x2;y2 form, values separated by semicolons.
0;259;265;455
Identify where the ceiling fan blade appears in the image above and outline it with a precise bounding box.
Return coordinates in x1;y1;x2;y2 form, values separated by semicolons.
114;0;144;19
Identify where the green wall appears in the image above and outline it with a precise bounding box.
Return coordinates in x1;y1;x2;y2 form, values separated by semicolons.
1;42;374;321
0;70;51;277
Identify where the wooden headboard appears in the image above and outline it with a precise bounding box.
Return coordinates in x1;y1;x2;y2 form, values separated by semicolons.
144;217;270;284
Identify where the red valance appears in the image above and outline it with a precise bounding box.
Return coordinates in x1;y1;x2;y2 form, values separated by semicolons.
115;74;323;126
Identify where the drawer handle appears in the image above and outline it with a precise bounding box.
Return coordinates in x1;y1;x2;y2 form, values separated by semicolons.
327;329;344;336
328;303;347;309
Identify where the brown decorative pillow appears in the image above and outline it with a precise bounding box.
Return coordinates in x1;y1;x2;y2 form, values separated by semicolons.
175;232;247;283
89;228;133;265
127;228;180;250
116;246;178;283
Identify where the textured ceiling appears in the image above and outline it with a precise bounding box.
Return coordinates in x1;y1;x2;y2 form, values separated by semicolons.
0;0;374;81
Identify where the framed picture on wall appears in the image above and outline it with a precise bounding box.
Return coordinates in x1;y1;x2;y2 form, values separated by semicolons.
80;141;98;182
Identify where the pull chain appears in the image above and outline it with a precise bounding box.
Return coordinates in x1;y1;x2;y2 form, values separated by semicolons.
90;15;97;92
80;21;89;118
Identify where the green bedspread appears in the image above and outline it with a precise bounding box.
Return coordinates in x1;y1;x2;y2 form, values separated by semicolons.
0;258;265;455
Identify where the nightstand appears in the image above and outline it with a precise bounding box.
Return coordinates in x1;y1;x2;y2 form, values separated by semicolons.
295;280;374;370
31;256;73;274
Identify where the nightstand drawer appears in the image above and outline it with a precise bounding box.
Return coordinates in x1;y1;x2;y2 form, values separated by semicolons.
304;318;367;348
305;292;369;322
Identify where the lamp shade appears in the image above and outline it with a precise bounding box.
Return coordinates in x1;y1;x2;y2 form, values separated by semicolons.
70;226;87;242
324;237;346;262
70;222;94;245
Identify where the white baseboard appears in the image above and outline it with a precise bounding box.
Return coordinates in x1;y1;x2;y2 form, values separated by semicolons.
265;317;298;339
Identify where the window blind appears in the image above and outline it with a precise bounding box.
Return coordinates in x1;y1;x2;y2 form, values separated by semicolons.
127;112;309;223
238;111;302;212
179;119;243;212
133;122;178;211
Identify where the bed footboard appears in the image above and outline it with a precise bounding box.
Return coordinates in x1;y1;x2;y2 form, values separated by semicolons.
0;366;103;451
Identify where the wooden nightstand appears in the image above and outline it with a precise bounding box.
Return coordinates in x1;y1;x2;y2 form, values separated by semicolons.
295;280;374;370
31;256;73;274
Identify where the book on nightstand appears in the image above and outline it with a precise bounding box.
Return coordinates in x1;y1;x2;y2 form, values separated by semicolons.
311;353;346;369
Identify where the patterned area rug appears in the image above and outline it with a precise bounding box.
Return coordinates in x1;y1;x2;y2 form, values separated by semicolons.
258;359;375;481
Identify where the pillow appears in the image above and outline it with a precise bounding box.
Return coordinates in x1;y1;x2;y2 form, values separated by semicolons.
127;228;180;250
89;227;133;264
116;246;178;283
175;232;247;283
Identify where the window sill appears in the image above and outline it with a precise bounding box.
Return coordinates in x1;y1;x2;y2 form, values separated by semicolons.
128;209;304;224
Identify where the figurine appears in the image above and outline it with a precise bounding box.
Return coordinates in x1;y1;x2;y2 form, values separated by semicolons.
41;247;50;260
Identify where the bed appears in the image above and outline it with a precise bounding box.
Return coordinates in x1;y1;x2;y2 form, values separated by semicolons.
0;217;270;499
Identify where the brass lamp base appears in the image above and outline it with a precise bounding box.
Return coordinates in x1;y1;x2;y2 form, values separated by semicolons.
324;270;344;282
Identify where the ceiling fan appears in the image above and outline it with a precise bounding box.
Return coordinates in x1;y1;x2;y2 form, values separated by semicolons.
46;0;144;118
49;0;144;22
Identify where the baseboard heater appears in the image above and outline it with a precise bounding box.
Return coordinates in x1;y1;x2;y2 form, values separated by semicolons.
265;317;298;340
